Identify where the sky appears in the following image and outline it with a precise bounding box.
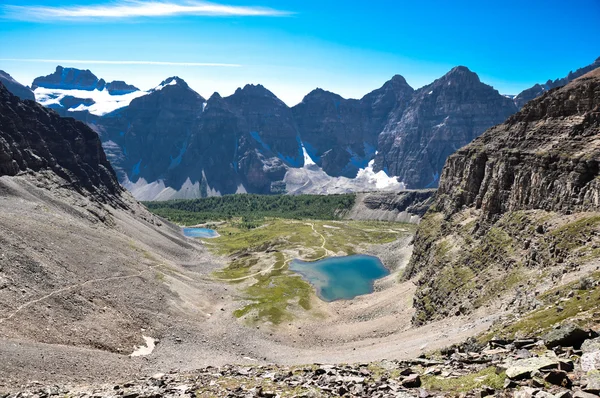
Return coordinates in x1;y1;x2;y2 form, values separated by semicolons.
0;0;599;106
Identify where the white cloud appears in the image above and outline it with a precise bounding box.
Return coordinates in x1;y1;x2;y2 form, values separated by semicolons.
0;59;241;67
2;0;291;21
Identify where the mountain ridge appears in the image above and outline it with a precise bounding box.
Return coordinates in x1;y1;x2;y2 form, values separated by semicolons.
406;65;600;324
3;58;596;199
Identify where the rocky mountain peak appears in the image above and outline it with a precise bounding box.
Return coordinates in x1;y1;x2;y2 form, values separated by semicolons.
389;74;409;85
152;76;190;91
106;80;139;95
374;66;517;189
234;83;278;100
436;65;482;86
301;88;345;103
32;65;104;91
406;65;600;326
514;56;600;109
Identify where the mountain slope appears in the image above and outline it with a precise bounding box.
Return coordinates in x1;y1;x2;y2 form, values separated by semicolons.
0;83;238;382
514;56;600;109
374;66;518;189
0;71;35;101
406;67;600;324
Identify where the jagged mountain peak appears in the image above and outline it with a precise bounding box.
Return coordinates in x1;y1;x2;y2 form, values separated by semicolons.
301;88;345;103
437;65;481;85
208;92;223;101
153;76;189;90
514;56;600;109
32;65;104;91
388;74;410;86
233;83;279;100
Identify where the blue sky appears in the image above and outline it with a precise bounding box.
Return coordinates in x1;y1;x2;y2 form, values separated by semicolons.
1;0;599;105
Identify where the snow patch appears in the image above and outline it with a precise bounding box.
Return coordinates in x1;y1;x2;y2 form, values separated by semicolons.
34;87;148;116
285;147;405;195
153;79;178;91
130;336;156;357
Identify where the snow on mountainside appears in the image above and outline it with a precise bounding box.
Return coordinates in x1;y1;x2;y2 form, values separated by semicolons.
32;66;147;116
35;87;148;116
284;146;405;195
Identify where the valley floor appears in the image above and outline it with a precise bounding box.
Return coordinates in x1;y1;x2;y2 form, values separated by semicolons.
0;179;498;391
3;176;598;398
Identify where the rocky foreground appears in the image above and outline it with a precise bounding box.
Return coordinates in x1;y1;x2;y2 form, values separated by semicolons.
4;324;600;398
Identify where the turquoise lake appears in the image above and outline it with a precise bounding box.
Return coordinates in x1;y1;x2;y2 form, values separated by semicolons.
182;227;219;238
289;254;390;302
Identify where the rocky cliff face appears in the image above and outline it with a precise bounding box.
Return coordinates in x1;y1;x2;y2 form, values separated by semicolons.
96;77;206;192
0;82;122;203
292;76;414;178
0;71;35;101
345;190;435;223
374;66;518;189
406;68;600;324
514;56;600;109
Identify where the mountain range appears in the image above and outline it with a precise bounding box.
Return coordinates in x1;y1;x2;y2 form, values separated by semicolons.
1;56;598;200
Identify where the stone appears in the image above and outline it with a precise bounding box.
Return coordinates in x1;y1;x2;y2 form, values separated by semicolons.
401;374;421;388
542;324;592;349
505;353;559;380
582;338;600;354
581;352;600;372
582;370;600;394
514;387;538;398
573;391;599;398
543;370;571;387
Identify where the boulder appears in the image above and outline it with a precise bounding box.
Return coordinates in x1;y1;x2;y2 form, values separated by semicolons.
542;324;592;349
543;369;571;388
582;370;600;394
581;352;600;372
505;353;559;380
401;374;421;388
581;337;600;354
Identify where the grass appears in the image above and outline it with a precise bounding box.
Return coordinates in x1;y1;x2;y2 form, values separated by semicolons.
205;219;414;325
422;367;506;392
480;272;600;342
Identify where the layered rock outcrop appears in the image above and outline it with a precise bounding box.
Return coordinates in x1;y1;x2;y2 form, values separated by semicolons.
435;68;600;220
406;68;600;324
345;190;435;223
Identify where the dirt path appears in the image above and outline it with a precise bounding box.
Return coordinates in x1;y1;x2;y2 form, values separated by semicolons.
308;222;333;258
0;264;164;325
213;222;333;283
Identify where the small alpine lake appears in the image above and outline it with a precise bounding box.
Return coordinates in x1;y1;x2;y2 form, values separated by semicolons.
289;254;389;302
182;227;220;238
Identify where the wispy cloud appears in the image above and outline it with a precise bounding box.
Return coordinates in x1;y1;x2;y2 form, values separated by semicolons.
1;0;292;21
0;59;242;67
